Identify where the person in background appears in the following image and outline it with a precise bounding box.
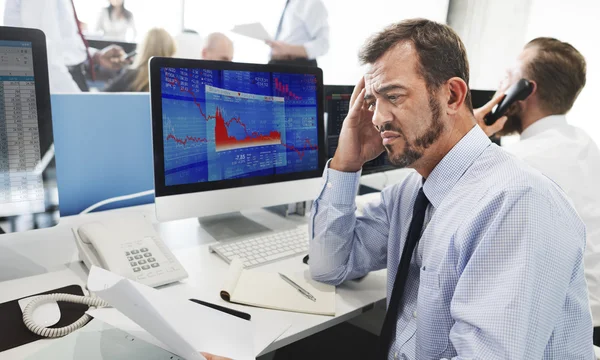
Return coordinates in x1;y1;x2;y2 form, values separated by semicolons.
95;0;136;42
266;0;329;67
309;18;593;358
105;28;175;92
201;32;234;62
476;37;600;346
4;0;129;92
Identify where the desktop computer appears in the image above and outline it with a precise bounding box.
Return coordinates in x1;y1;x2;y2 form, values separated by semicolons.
324;85;395;175
149;58;326;267
0;27;59;233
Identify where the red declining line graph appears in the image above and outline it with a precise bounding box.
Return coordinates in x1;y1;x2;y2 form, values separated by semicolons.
164;76;317;159
274;77;302;100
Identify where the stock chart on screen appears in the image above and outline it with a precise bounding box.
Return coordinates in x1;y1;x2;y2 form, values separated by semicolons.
161;68;319;187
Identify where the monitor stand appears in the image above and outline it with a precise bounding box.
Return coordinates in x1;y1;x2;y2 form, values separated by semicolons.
198;212;271;242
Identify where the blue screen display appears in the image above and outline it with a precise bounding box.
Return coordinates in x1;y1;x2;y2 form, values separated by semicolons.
160;68;319;187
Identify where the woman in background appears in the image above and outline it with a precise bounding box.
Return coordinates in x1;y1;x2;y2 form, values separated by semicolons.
96;0;136;41
105;28;176;92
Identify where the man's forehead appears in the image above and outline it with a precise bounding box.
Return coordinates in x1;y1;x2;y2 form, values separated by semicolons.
364;43;420;92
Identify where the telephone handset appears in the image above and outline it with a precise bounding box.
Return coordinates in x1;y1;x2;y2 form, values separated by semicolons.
484;78;534;126
73;213;188;288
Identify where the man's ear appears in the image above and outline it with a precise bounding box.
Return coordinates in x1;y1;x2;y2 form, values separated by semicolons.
446;77;468;115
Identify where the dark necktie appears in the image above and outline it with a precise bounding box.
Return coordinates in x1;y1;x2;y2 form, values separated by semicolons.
274;0;291;40
68;0;96;81
378;187;430;359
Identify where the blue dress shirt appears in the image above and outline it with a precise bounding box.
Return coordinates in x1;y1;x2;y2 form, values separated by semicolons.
310;125;594;359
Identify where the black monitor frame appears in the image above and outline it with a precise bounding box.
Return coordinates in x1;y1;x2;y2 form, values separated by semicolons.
0;27;58;231
0;27;53;158
149;57;327;198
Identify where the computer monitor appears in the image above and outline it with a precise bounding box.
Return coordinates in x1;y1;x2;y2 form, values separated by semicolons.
149;58;326;222
324;85;395;175
470;89;496;109
0;27;59;233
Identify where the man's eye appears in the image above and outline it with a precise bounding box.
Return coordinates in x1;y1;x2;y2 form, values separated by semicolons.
387;95;398;102
367;102;376;110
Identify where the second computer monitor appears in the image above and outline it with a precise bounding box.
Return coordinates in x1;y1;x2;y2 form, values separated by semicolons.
149;58;326;221
324;85;394;175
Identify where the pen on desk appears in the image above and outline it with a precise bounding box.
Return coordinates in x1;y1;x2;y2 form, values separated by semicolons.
279;273;316;302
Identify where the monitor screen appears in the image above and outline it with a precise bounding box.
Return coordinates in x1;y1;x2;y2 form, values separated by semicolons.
0;27;58;233
151;59;325;197
470;89;496;109
324;85;394;175
0;41;44;215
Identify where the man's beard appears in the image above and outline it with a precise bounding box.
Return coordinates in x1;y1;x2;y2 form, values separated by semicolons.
495;102;523;137
384;94;444;168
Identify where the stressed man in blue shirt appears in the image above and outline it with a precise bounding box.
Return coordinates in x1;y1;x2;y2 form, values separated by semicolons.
309;19;594;359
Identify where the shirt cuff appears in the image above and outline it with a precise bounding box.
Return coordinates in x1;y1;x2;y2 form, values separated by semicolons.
317;160;362;205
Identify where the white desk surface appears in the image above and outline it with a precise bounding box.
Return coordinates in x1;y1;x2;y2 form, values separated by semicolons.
0;204;387;359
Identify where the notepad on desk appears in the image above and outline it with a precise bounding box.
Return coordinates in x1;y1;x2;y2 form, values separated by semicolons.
221;258;336;316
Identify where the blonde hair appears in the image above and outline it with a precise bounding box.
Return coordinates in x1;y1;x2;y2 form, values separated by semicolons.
131;28;176;92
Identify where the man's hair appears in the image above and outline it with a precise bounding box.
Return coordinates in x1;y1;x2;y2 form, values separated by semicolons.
523;37;586;114
359;18;472;111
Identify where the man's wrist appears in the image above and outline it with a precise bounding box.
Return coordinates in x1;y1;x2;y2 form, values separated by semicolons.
330;157;362;173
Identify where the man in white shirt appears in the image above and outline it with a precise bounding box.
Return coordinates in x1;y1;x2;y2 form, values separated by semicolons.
477;37;600;344
4;0;128;92
266;0;329;67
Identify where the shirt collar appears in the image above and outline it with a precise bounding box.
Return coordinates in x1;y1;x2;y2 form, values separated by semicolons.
423;125;491;209
520;114;567;140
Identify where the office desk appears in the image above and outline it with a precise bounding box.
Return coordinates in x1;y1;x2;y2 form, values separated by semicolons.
0;204;387;359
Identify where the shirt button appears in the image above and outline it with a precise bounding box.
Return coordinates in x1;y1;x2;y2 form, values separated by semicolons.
394;352;398;359
326;182;333;189
413;311;417;318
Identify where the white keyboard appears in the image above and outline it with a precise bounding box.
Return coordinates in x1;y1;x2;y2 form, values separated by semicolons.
209;225;309;268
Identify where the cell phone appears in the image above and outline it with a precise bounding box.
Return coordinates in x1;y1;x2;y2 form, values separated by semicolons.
122;50;136;61
484;78;534;126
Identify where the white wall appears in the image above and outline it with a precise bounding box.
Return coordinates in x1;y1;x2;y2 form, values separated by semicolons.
448;0;532;90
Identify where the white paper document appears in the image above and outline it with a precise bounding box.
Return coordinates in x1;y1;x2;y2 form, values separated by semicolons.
88;307;291;357
231;23;272;41
87;266;254;360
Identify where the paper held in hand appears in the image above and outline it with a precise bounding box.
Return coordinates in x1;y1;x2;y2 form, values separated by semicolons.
231;23;273;42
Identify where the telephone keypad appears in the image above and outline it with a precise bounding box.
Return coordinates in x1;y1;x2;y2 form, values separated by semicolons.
127;244;171;281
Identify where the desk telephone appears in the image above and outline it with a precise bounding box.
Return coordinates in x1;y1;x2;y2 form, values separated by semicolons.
20;214;188;339
73;213;188;288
